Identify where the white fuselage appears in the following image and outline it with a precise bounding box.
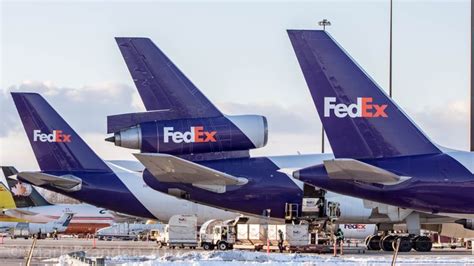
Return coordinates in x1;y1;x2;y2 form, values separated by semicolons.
4;203;114;225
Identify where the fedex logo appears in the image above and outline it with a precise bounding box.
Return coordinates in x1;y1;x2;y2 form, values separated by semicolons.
343;224;367;230
324;97;388;118
33;130;71;143
163;126;217;144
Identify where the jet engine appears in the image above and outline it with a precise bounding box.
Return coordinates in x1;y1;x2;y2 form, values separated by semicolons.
107;115;268;154
455;219;474;230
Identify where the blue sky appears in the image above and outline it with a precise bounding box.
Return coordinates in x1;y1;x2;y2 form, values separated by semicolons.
0;0;470;170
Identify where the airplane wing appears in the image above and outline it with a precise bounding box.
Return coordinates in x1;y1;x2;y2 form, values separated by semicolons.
4;208;37;216
107;160;145;172
109;211;149;223
323;159;409;185
134;153;248;193
16;172;82;192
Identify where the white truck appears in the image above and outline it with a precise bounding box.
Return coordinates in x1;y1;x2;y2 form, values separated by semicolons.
96;223;164;241
156;215;198;248
199;217;248;250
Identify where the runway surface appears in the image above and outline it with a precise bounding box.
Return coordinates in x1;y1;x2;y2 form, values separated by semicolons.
0;238;472;265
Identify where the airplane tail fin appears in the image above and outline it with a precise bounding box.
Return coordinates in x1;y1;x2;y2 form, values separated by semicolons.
52;212;74;228
288;30;440;159
109;37;222;133
12;93;111;172
1;166;51;207
0;182;17;209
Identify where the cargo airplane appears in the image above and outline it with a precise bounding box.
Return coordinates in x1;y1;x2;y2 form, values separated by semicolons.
10;34;463;252
288;30;474;236
0;212;73;238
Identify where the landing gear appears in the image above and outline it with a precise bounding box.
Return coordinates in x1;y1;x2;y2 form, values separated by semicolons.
381;235;396;251
365;235;381;250
397;236;413;252
365;234;432;252
413;236;432;252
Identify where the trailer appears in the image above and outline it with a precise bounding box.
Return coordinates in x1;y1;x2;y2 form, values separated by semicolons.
156;215;198;249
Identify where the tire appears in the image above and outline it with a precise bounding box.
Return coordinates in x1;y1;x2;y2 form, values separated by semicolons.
397;236;413;252
202;242;213;250
366;235;381;251
381;235;396;251
364;235;371;248
156;241;163;248
218;241;228;250
414;236;432;252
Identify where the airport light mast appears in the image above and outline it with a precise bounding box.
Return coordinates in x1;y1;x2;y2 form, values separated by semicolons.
318;19;331;153
318;19;331;31
471;0;473;151
389;0;393;98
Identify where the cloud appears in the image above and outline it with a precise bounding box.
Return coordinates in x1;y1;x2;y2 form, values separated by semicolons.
0;81;143;137
219;101;320;134
410;100;469;151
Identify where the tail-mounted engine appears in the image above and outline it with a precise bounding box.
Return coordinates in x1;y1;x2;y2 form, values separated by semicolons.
107;115;268;154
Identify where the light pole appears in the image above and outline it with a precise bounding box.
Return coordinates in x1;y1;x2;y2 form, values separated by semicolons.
318;19;331;153
389;0;393;98
471;0;473;151
318;19;331;31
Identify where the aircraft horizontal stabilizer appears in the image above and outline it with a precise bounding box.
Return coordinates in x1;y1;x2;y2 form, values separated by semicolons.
17;172;82;192
323;159;408;185
134;153;248;193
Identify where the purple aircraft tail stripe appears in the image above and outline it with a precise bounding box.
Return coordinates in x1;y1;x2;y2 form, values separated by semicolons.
12;93;110;172
288;30;440;159
115;37;221;114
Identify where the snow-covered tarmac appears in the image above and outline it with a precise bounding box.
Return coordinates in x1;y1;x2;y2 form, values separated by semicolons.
59;250;474;266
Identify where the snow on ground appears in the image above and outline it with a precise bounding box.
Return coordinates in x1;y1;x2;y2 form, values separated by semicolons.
58;250;474;266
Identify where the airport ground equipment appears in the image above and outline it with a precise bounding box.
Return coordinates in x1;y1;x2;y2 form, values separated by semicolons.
156;215;198;248
96;222;164;241
233;223;312;251
199;216;249;250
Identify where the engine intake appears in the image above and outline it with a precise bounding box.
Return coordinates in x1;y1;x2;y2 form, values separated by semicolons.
455;219;474;230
